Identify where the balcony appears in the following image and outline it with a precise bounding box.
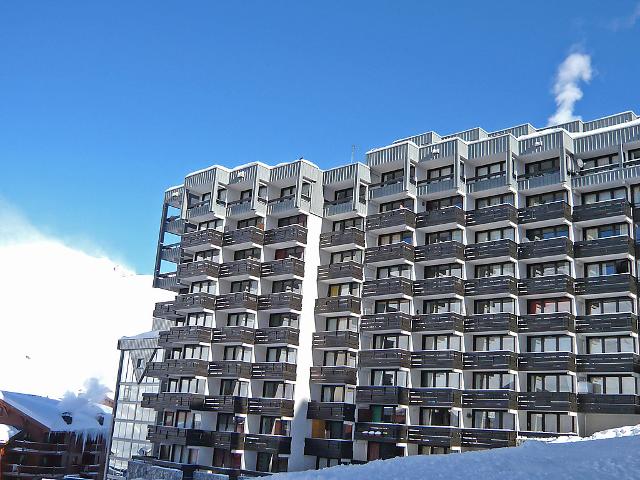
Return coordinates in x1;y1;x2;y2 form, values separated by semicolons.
363;277;414;298
324;197;366;218
263;224;307;246
354;422;408;443
518;312;576;333
310;366;357;384
243;434;292;455
517;170;563;190
356;386;409;404
465;239;518;261
267;195;297;216
576;353;640;373
145;359;209;378
258;292;303;311
413;277;465;297
361;313;412;332
466;173;510;194
574;236;635;258
463;351;518;370
165;216;187;236
415;206;465;229
575;274;637;296
181;229;223;252
415;241;465;263
141;392;208;411
222;226;264;248
186;200;213;220
466;204;518;226
366;208;416;232
412;313;465;332
201;395;249;414
304;438;353;459
147;426;243;449
461;428;517;449
215;292;258;311
158;326;212;347
518;275;575;296
319;228;365;250
408;388;462;408
465;276;518;296
407;426;461;447
578;393;640;414
315;296;361;315
160;244;182;263
153;301;179;319
369;177;411;200
317;261;363;282
254;327;300;346
154;273;180;291
575;313;637;334
462;390;517;410
411;350;463;369
208;361;252;378
226;198;254;218
313;331;359;349
177;260;220;282
365;243;414;265
518;352;576;372
573;199;632;223
464;313;518;333
261;258;305;278
174;293;217;312
307;402;356;422
518;202;571;224
219;259;261;279
417;177;457;197
518;237;573;260
518;392;577;411
358;349;411;368
251;362;297;381
211;326;256;345
247;398;295;417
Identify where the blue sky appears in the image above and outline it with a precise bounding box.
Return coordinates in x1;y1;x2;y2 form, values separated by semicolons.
1;1;639;273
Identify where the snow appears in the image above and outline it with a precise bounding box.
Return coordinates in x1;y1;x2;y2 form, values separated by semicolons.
276;426;640;480
0;201;172;398
0;388;111;436
545;424;640;443
0;424;20;444
120;330;159;341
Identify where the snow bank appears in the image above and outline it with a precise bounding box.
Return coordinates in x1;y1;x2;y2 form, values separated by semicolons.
0;424;20;444
277;428;640;480
546;424;640;443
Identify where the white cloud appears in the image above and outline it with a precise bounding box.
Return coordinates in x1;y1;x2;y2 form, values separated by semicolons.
0;202;172;399
548;52;593;126
609;2;640;31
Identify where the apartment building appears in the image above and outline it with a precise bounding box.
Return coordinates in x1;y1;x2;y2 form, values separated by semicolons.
138;110;640;477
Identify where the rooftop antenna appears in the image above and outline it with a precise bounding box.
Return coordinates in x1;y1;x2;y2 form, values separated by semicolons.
351;145;356;163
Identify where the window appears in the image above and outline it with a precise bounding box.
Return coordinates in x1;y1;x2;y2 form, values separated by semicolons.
423;299;461;314
583;223;629;240
378;231;413;245
275;246;304;260
326;316;358;331
216;188;227;204
278;214;307;227
260;416;291;436
421;371;460;388
227;312;255;327
333;217;363;231
321;385;354;403
331;249;362;263
375;299;410;314
377;264;412;279
526;190;567;207
217;414;239;432
183;345;210;360
473;372;515;390
528;261;570;277
220;380;249;397
475;193;514;209
324;350;356;367
272;279;302;293
527;297;572;314
266;347;297;363
528;374;574;392
589;375;637;394
187;313;213;327
426;196;462;210
328;282;359;297
258;184;268;200
373;334;409;350
237;217;262;229
475;227;514;243
528;413;575;433
582;187;627;204
379;198;413;212
586;297;634;315
191;280;214;294
418;446;452;455
425;263;462;278
223;346;251;362
334;187;353;201
629;148;640;161
195;249;217;262
256;452;287;473
587;336;636;354
472;410;514;429
582;153;619;171
280;185;296;197
528;335;573;352
474;161;506;179
524;157;560;176
371;369;408;387
475;299;515;314
427;165;453;182
475;262;514;277
474;335;515;352
234;247;261;260
269;313;299;328
301;182;311;200
585;260;630;277
230;280;256;293
199;219;220;231
526;225;569;241
422;334;461;351
426;229;462;244
263;382;294;399
381;168;404;182
420;408;458;427
240;189;252;200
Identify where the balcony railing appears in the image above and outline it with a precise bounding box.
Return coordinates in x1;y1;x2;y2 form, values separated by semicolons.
517;170;562;190
267;195;297;215
369;177;408;200
261;258;305;278
307;401;356;422
575;313;637;334
466;173;510;193
153;301;179;319
518;352;576;371
576;353;640;373
310;366;357;384
317;261;363;281
215;292;258;311
411;350;463;369
315;296;361;315
356;386;409;405
208;361;252;378
211;326;256;345
415;241;465;262
263;224;308;245
464;313;518;333
219;259;261;278
412;313;465;332
573;199;632;223
304;438;353;459
415;206;465;228
366;208;416;231
575;274;637;296
465;239;518;261
158;326;212;346
319;228;365;249
363;277;414;297
462;390;517;410
413;277;464;297
518;237;573;259
258;292;303;311
243;433;292;454
145;359;209;378
354;422;408;443
466;204;518;226
407;426;461;447
247;398;295;417
222;226;264;247
417;177;457;196
361;313;413;332
408;388;462;407
251;362;297;381
518;392;577;411
313;331;360;349
465;276;518;296
174;292;217;311
177;260;220;281
181;229;223;251
461;428;517;448
254;327;300;346
365;242;414;264
518;201;571;224
358;349;411;368
518;274;575;296
463;351;518;370
578;393;640;414
574;236;635;258
518;312;575;333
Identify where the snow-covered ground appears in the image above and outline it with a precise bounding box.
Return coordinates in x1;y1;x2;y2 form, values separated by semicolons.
278;426;640;480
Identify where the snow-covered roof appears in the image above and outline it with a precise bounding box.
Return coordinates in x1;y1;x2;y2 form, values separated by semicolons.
120;330;159;341
0;424;20;444
0;391;111;435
